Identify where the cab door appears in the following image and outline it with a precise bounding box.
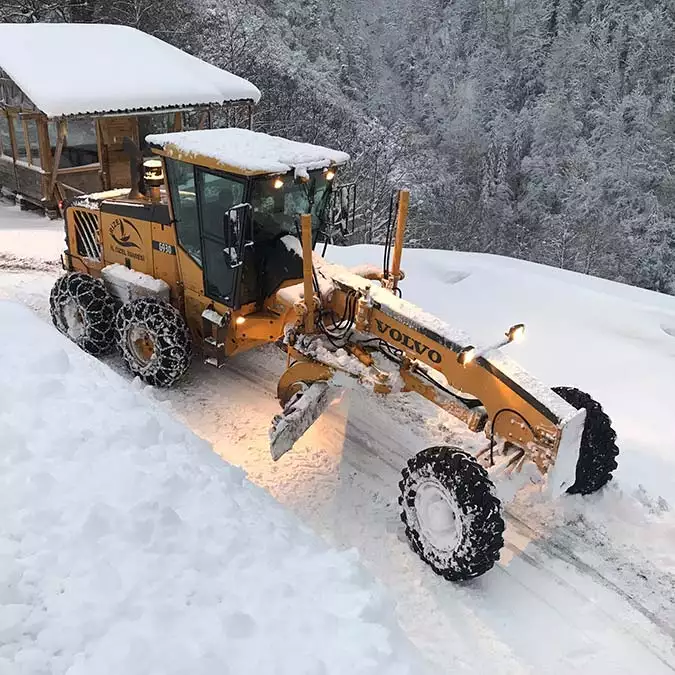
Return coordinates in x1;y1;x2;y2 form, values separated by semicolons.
196;168;247;307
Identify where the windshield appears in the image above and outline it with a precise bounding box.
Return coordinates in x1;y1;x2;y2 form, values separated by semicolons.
250;169;332;243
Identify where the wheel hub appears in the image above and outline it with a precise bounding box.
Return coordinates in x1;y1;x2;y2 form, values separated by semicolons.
414;479;462;552
128;325;155;366
62;299;85;340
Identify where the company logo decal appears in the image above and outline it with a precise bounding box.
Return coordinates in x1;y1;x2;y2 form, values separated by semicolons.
109;218;145;261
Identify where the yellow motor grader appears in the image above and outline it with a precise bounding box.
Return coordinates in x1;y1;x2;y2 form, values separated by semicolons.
50;128;619;581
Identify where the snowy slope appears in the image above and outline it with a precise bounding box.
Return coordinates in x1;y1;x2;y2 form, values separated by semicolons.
0;300;424;675
0;202;674;674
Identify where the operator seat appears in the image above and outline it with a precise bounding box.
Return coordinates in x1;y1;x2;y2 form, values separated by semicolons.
258;233;303;299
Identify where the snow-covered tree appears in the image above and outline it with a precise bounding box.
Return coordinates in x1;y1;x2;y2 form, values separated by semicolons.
4;0;675;292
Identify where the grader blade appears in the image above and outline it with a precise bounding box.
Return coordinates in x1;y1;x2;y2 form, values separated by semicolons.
269;382;335;460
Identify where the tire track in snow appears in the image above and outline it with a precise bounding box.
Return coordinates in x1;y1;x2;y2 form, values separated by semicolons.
495;541;675;672
505;510;675;643
501;521;675;669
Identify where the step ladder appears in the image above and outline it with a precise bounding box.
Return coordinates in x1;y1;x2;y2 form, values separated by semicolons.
201;307;229;368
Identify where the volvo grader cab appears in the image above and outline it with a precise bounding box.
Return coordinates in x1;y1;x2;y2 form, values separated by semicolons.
50;127;619;581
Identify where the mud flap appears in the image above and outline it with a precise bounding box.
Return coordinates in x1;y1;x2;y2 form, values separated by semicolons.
546;407;586;497
269;382;335;460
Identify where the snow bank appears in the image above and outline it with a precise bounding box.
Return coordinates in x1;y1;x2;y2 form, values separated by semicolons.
0;24;260;117
0;302;423;675
147;128;350;175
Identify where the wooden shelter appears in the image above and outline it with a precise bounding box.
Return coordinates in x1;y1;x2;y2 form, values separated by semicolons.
0;23;261;216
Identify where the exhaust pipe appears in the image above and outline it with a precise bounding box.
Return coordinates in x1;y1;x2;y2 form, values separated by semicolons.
122;137;146;200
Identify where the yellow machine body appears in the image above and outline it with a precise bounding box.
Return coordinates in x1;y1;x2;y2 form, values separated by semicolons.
60;139;584;495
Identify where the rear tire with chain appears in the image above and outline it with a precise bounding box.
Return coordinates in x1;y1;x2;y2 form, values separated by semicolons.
116;297;192;387
553;387;619;495
49;272;116;355
399;446;505;581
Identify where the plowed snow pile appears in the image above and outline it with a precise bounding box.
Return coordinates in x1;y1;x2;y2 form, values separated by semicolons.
0;301;422;675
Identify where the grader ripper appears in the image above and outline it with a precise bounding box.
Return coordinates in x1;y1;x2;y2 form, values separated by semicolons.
50;128;619;581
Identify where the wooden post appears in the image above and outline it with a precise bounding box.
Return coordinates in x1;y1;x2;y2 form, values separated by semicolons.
5;110;17;159
21;117;32;166
48;119;67;200
172;111;183;132
5;110;20;189
94;118;108;190
390;188;409;291
37;116;52;173
301;213;315;332
37;116;53;204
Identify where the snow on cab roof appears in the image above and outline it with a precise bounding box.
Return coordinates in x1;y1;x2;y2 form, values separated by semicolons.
147;128;350;176
0;23;261;118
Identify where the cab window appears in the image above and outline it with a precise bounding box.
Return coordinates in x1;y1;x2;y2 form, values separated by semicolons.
197;169;246;304
165;158;201;264
198;170;246;240
251;171;331;242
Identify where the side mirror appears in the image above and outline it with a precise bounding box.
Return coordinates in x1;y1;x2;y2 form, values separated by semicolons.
329;182;356;239
223;203;252;269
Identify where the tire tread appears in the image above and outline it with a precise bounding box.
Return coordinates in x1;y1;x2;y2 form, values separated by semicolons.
554;386;619;495
399;446;504;581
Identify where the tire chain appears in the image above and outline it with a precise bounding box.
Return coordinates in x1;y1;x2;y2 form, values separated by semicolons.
116;296;192;387
49;272;117;355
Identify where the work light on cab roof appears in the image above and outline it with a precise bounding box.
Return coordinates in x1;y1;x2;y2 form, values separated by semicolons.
50;125;620;585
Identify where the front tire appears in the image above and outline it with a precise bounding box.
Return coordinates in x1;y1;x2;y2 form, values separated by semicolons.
116;297;192;387
399;446;505;581
553;387;619;495
49;272;116;355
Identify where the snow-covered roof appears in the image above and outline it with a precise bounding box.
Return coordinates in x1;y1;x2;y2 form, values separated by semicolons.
0;23;261;118
147;128;350;176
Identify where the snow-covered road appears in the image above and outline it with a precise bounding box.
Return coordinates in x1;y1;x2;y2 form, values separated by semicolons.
1;201;674;674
